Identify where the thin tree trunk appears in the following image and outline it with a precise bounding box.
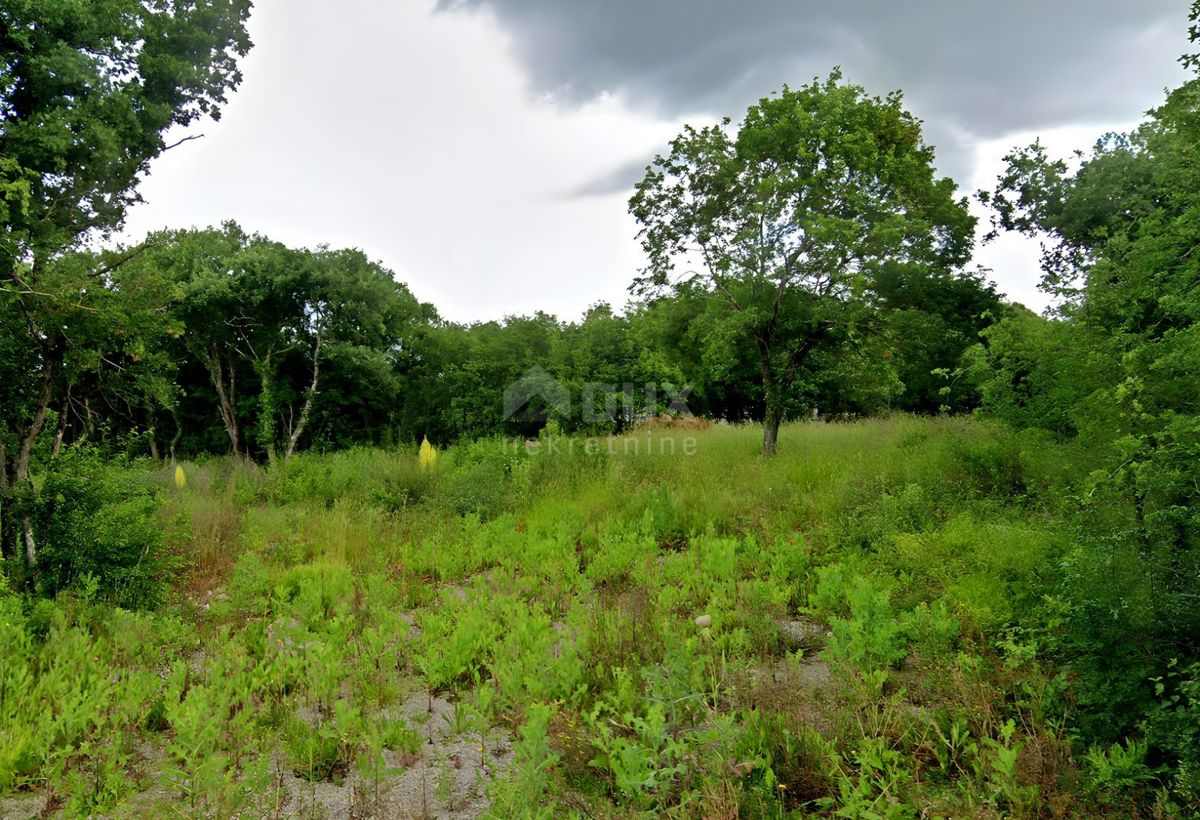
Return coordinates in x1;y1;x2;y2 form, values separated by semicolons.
22;518;36;568
12;349;56;569
762;399;782;456
17;354;55;483
206;345;243;458
256;344;277;462
169;418;182;463
759;333;819;457
0;439;9;561
51;389;70;457
761;358;782;457
286;331;322;459
82;397;95;444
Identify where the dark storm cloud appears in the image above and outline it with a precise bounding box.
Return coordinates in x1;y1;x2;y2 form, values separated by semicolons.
564;155;652;198
438;0;1189;186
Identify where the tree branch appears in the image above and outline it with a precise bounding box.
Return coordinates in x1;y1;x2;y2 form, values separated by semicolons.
162;133;206;152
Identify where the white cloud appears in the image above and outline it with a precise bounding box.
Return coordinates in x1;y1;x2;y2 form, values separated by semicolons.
120;0;1186;321
122;0;686;321
969;121;1142;313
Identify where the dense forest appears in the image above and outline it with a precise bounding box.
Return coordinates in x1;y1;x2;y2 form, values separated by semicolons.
0;208;1002;461
2;1;1200;817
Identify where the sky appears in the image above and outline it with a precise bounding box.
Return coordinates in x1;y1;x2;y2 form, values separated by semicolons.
120;0;1193;323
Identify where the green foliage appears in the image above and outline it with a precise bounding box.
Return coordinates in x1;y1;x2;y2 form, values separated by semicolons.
823;736;916;819
0;0;252;567
587;696;690;805
976;32;1200;787
0;417;1155;814
631;70;977;454
811;565;908;674
0;0;251;260
285;701;362;783
1084;737;1159;795
30;448;174;607
487;703;562;818
10;4;1170;815
975;720;1037;813
437;444;520;519
1146;661;1200;774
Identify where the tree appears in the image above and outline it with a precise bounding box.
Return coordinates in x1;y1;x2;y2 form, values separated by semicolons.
136;224;265;459
872;263;1002;412
128;227;429;458
976;5;1200;756
0;0;252;563
630;71;975;454
0;0;252;263
288;247;426;453
0;247;179;565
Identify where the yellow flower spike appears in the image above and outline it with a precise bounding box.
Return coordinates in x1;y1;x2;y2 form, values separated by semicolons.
174;464;187;490
418;436;439;470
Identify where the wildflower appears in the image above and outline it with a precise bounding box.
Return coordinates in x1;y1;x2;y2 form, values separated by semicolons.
418;436;439;470
174;464;187;489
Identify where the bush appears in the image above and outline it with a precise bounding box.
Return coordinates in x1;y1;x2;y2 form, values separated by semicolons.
257;447;432;508
30;448;174;608
433;438;528;519
948;432;1026;500
810;563;908;674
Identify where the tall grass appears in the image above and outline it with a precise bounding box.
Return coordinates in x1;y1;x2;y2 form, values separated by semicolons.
9;416;1165;817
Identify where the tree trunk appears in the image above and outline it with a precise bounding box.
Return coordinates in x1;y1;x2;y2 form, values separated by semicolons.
0;440;8;561
256;345;277;462
11;351;57;569
82;397;95;444
763;399;783;456
22;518;36;568
286;331;322;459
17;355;55;483
169;418;182;462
206;345;243;458
758;333;819;457
51;389;70;457
761;359;783;457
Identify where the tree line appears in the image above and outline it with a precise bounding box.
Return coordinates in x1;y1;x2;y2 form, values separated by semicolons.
2;218;1004;464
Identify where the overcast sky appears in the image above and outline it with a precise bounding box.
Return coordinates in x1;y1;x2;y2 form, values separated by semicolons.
121;0;1192;322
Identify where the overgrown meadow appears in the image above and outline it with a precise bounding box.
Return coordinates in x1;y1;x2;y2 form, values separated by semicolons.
3;417;1191;818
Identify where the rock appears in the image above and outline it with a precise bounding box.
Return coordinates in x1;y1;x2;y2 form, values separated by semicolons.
775;618;830;651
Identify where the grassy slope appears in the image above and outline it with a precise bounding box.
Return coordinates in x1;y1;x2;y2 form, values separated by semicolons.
2;417;1116;818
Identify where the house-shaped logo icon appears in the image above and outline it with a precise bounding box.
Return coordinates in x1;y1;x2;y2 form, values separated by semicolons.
502;366;571;421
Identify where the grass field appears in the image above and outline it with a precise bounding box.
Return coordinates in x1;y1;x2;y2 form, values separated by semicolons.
0;417;1126;817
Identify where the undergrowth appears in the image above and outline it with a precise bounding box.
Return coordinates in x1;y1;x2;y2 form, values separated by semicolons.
0;417;1191;817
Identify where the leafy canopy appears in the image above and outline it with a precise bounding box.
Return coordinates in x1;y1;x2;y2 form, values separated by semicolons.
0;0;253;266
630;70;975;451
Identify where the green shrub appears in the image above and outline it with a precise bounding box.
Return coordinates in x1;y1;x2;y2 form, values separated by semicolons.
488;703;561;817
948;433;1026;500
259;446;434;509
811;564;908;674
285;704;362;783
1084;737;1159;795
31;448;174;608
1146;661;1200;778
